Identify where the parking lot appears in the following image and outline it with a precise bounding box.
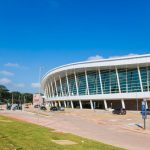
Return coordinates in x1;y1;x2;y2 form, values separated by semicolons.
1;108;150;150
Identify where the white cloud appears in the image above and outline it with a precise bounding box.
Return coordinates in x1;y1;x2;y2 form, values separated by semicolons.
109;53;139;59
87;55;104;61
4;63;20;67
0;78;11;85
87;53;139;61
0;70;14;76
31;83;40;88
15;83;25;88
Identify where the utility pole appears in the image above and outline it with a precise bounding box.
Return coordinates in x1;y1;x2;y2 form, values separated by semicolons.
24;96;26;104
37;66;43;123
12;93;14;105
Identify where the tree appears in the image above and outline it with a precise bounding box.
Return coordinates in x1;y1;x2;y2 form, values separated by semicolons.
0;85;33;104
0;85;10;103
0;85;9;92
22;93;33;103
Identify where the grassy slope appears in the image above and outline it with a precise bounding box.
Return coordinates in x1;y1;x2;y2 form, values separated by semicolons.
0;115;123;150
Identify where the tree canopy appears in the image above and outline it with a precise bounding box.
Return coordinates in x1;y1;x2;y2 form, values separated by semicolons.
0;85;9;92
0;85;33;104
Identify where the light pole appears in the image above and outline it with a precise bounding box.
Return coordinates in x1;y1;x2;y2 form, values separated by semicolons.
37;66;44;122
12;93;14;105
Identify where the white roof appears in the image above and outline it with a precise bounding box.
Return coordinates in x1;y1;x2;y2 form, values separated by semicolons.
41;54;150;87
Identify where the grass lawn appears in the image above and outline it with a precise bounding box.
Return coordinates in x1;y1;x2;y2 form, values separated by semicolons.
0;115;123;150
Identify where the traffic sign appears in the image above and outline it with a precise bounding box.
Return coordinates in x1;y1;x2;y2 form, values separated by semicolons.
141;100;147;129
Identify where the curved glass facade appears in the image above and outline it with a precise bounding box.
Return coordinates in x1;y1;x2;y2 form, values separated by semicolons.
45;66;150;98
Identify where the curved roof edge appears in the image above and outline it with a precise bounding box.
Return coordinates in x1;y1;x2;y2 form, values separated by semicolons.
41;54;150;86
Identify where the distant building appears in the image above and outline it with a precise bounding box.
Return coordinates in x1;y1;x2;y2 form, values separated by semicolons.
33;93;44;106
41;54;150;110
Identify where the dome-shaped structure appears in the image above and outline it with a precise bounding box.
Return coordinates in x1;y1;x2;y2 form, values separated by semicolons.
41;54;150;110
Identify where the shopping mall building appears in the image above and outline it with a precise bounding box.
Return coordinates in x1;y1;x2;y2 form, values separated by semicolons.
41;54;150;110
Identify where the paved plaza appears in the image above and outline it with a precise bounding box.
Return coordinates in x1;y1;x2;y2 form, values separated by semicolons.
1;109;150;150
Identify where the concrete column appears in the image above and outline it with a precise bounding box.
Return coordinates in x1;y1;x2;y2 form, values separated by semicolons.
79;100;82;109
74;71;79;95
66;73;70;96
121;99;125;109
51;82;54;97
146;101;148;109
64;101;67;108
58;101;61;107
104;100;108;110
71;101;74;109
137;66;143;92
54;78;58;97
90;100;94;110
85;69;89;95
50;102;52;107
47;84;51;98
51;102;54;107
46;85;49;98
98;69;104;94
116;67;121;93
55;102;57;107
59;76;64;96
126;68;128;93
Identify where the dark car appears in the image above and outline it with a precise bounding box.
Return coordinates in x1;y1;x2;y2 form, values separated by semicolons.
50;106;58;111
34;105;40;108
11;104;18;110
24;104;29;109
40;106;47;110
58;107;65;111
146;109;150;115
112;108;126;115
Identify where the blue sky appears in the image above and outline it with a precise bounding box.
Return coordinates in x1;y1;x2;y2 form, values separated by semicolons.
0;0;150;93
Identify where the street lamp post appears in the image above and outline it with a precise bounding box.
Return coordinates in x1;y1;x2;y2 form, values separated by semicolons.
37;66;44;123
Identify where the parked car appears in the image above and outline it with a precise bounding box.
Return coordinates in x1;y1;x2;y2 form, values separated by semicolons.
58;107;65;111
11;104;18;111
40;105;47;110
112;108;126;115
146;109;150;115
50;106;58;111
24;104;29;109
34;105;40;108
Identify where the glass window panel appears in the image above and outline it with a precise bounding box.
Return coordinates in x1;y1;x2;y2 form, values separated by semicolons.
87;70;101;95
101;70;110;94
61;77;69;96
77;72;87;95
53;82;57;97
118;69;127;93
68;74;77;96
140;67;148;92
110;70;119;93
127;68;141;92
56;80;62;97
